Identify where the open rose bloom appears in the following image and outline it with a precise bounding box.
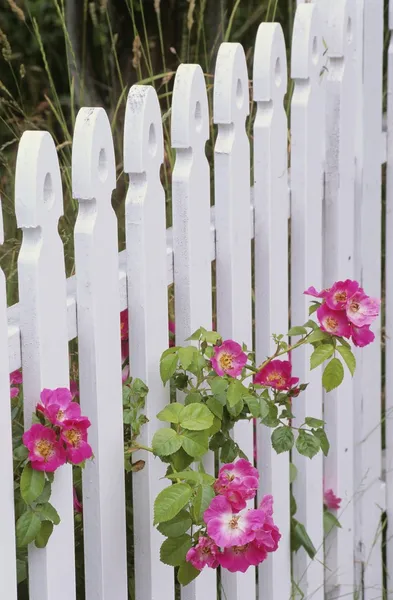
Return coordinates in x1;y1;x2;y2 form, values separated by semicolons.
305;279;380;347
23;387;93;472
211;340;247;377
186;459;281;573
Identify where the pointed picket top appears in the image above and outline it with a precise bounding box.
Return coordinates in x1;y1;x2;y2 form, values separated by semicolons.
72;107;116;201
15;131;63;230
253;23;287;104
124;85;164;175
171;64;209;149
214;42;249;126
328;0;355;58
291;3;322;82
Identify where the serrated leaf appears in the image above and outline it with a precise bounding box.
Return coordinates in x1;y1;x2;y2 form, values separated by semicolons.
35;481;52;505
154;483;192;524
305;417;325;428
180;404;214;431
208;416;221;436
309;302;321;315
177;560;200;585
181;430;209;458
210;377;228;396
37;502;60;525
203;330;221;344
160;353;179;385
310;344;334;369
288;326;308;336
296;430;320;459
271;427;295;454
206;397;223;419
313;428;330;456
20;464;45;505
185;391;203;405
261;402;279;427
160;534;193;566
186;327;205;341
227;398;244;418
178;346;198;370
157;510;192;537
322;358;344;392
152;428;183;456
35;520;54;548
156;403;185;424
16;512;41;546
323;510;342;536
308;329;332;343
191;484;215;524
169;448;194;471
220;439;238;462
166;471;215;485
244;395;260;418
290;463;298;483
259;398;270;420
336;346;356;376
303;319;319;330
227;380;246;408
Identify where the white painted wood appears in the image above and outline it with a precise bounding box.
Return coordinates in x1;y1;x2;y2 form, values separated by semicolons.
290;4;325;598
353;1;384;597
322;1;357;596
252;22;291;600
214;42;255;600
15;131;75;600
124;85;174;600
386;5;393;595
171;64;216;599
73;107;128;600
0;198;17;599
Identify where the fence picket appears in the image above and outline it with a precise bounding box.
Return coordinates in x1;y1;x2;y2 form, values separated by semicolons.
353;1;384;596
214;42;256;600
72;107;128;599
290;4;325;598
253;22;291;600
386;3;393;596
171;63;216;599
15;131;76;600
0;199;17;599
322;1;356;595
124;85;175;600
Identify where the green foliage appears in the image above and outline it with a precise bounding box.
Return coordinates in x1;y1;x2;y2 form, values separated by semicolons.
322;358;345;392
154;483;192;524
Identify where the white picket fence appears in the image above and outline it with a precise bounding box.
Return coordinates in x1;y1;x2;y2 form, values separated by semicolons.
1;0;391;598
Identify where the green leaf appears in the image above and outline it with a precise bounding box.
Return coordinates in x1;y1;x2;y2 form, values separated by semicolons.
296;430;320;459
156;403;185;424
14;445;29;461
227;380;245;408
203;330;221;344
259;398;270;421
180;404;214;431
220;439;238;463
16;558;27;584
323;510;342;536
157;510;192;538
288;326;308;336
160;534;193;566
178;346;198;370
160;353;179;385
210;377;228;397
308;329;332;343
186;327;205;341
336;346;356;376
310;344;334;369
322;358;344;392
309;302;321;315
337;336;351;348
271;427;295;454
185;391;203;405
191;484;215;524
206;397;223;419
35;481;52;504
290;492;297;517
181;430;209;458
16;512;41;546
261;402;279;427
46;473;54;483
208;416;221;436
169;448;193;471
35;520;54;548
152;428;183;457
166;471;215;485
177;561;200;585
313;428;330;456
244;395;260;418
20;464;45;505
292;520;317;559
154;483;192;524
123;409;132;425
227;398;244;418
209;431;226;451
303;319;319;330
290;462;298;483
305;417;325;428
37;502;60;525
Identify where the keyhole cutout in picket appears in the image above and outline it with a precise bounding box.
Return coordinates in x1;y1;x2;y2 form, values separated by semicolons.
43;172;54;208
148;123;157;157
236;78;243;108
194;100;202;131
98;148;108;181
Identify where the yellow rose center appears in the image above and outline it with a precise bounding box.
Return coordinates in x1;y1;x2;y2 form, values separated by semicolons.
219;353;233;371
36;439;55;461
267;372;285;387
335;291;347;302
350;301;360;313
64;428;82;447
325;316;338;331
229;516;240;529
